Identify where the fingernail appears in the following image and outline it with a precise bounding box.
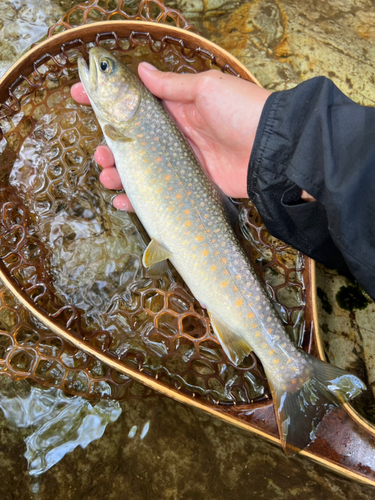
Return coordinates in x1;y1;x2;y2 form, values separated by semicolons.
140;62;158;71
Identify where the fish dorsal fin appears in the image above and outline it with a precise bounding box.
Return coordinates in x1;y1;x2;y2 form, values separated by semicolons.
142;238;173;268
207;312;252;365
104;124;132;142
217;188;239;229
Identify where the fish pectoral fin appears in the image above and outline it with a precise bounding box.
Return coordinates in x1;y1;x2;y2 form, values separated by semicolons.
104;124;133;142
207;312;252;366
142;239;173;268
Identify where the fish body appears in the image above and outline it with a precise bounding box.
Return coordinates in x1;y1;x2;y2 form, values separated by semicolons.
78;48;365;453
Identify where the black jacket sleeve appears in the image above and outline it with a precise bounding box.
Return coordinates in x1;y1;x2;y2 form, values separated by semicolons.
247;76;375;301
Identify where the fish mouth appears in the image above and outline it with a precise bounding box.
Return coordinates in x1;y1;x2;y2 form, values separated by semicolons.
77;51;99;99
78;47;111;96
77;56;92;96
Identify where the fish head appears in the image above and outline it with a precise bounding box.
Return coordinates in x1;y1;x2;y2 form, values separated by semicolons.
78;48;141;130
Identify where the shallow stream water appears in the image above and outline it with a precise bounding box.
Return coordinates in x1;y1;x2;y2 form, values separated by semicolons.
1;1;375;499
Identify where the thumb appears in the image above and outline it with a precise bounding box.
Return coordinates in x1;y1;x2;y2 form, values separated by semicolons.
138;62;200;102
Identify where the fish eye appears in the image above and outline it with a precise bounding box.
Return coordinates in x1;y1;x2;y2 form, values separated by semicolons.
99;58;113;73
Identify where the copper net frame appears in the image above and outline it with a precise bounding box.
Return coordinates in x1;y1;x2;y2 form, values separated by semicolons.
0;22;312;414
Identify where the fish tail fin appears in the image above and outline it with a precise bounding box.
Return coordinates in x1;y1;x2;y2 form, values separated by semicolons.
269;354;366;456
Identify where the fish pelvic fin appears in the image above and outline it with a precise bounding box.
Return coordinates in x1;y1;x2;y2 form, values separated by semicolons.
143;238;172;268
269;353;366;456
208;312;252;366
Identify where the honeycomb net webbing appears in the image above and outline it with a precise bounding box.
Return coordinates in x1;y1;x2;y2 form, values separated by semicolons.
0;1;307;407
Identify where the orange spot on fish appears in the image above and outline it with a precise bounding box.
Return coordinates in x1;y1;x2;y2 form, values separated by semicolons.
255;332;261;337
211;239;216;243
252;323;257;329
203;250;209;256
221;281;228;288
199;224;204;230
154;137;159;141
141;142;146;146
196;235;204;241
222;258;227;264
187;191;191;195
291;378;297;384
168;186;173;191
184;209;190;215
247;312;254;319
185;221;191;227
292;367;297;372
287;359;292;364
176;193;182;199
156;157;162;162
165;175;171;181
144;159;148;163
233;286;239;292
236;299;243;307
214;251;219;256
137;134;143;138
236;275;241;280
273;359;280;364
211;265;217;271
269;350;274;355
145;169;150;174
223;269;229;275
267;328;273;334
168;207;174;212
156;188;162;194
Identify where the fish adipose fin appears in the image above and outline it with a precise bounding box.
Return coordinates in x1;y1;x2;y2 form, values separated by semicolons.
208;312;252;365
269;353;366;456
143;239;173;268
104;124;132;142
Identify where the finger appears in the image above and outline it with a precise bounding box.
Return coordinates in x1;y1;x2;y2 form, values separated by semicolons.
99;167;123;191
113;194;134;212
138;62;200;102
94;145;115;169
71;82;91;105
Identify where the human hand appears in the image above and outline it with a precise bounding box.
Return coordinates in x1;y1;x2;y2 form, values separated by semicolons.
71;63;272;211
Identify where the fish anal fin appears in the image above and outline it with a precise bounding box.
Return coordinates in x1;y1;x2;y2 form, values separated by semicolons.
142;238;172;268
269;352;366;456
208;312;252;366
104;124;132;142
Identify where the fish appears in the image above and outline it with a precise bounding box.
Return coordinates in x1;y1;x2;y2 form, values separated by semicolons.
78;48;366;454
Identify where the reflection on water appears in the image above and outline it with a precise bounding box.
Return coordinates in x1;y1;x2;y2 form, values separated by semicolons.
0;0;67;78
0;378;121;476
